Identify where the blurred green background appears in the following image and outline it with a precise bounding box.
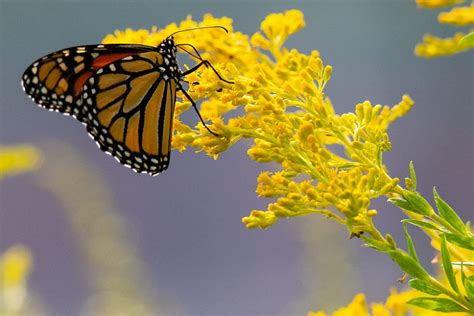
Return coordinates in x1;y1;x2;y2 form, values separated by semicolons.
1;0;472;315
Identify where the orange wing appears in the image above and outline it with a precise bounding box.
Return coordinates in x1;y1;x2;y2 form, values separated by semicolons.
81;51;177;175
21;44;156;122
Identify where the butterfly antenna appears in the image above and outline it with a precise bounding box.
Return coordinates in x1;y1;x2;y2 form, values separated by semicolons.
167;26;228;38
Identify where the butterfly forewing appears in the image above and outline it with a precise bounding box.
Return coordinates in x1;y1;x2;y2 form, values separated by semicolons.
81;51;177;175
21;44;155;122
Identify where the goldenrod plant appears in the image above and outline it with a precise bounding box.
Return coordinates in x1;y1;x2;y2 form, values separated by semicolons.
0;146;42;315
0;145;42;179
415;0;474;57
103;10;474;314
0;245;33;315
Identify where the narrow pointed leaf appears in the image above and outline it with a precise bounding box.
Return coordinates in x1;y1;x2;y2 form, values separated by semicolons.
388;250;430;281
409;279;441;295
388;197;412;210
409;160;417;191
402;219;443;232
433;188;467;234
407;297;469;313
459;32;474;46
402;191;433;216
460;262;466;285
440;234;458;292
403;222;419;262
445;233;474;250
464;275;474;304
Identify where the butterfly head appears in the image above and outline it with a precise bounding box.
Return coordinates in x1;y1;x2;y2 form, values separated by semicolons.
157;37;179;79
158;37;177;58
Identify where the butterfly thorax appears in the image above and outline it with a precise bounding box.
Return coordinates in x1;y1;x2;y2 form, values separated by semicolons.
157;38;179;81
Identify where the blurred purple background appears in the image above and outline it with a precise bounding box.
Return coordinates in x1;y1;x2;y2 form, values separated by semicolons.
1;1;472;315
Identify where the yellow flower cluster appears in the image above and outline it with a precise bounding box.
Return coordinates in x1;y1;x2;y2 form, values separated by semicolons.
416;0;464;9
308;294;372;316
415;1;474;57
439;2;474;25
0;245;33;313
415;32;473;57
309;288;471;316
103;10;412;237
0;145;42;179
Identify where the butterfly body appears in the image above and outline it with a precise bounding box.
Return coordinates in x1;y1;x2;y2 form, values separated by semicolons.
22;39;192;175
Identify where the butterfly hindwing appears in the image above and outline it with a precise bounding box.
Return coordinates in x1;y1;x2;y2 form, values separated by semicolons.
21;44;155;122
81;51;177;175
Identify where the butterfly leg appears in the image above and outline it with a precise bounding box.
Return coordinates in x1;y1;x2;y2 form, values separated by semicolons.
180;60;233;84
177;83;219;137
176;43;204;61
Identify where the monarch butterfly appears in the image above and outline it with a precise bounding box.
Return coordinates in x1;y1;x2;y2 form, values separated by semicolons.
21;26;232;176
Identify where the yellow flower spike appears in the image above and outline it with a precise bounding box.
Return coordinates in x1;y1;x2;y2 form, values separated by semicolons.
370;303;391;316
380;133;392;151
312;286;473;316
298;122;314;140
357;175;368;191
322;65;332;83
355;102;365;121
0;245;32;288
1;245;33;313
260;10;305;49
439;3;474;26
372;104;383;117
104;13;421;235
351;140;365;150
379;178;400;195
323;192;339;205
364;102;374;123
287;182;299;193
300;68;315;84
250;32;271;50
415;32;473;57
247;147;275;163
332;293;370;316
416;0;464;9
385;287;419;316
242;210;278;229
302;82;319;98
0;145;43;179
367;209;378;217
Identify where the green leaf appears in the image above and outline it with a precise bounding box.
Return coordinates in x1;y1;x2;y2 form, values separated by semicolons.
388;195;431;216
433;188;467;234
403;222;419;262
440;234;458;292
362;236;391;252
388;197;412;210
409;160;417;191
459;32;474;47
388;250;430;281
402;190;434;216
464;275;474;304
402;219;443;232
409;279;442;295
445;233;474;251
407;297;469;313
460;262;467;288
